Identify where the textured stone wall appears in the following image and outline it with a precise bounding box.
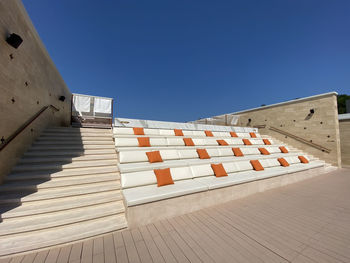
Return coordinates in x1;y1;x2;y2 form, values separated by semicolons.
0;0;71;181
193;93;342;167
339;120;350;167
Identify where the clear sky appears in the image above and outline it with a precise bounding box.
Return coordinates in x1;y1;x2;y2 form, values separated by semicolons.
23;0;350;122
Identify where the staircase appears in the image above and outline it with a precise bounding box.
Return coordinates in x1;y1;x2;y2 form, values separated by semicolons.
0;127;127;256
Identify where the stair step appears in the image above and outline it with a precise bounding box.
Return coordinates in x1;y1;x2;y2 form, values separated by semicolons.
0;181;120;204
19;154;117;164
12;159;118;172
45;127;111;133
0;201;125;236
29;144;115;151
34;140;112;145
2;173;120;191
23;149;116;157
0;190;123;219
8;166;119;181
0;214;127;256
37;135;112;141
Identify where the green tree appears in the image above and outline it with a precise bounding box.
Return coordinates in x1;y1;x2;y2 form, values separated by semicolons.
337;94;350;114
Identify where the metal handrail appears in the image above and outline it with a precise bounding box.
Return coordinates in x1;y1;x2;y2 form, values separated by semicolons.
0;105;59;151
257;125;331;153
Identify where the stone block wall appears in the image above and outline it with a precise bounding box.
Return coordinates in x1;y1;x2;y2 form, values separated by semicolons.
0;0;72;181
193;93;341;167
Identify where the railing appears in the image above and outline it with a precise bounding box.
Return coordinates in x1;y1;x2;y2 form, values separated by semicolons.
0;105;59;151
255;124;331;153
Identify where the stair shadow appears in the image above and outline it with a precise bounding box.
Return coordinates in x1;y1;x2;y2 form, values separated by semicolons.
0;127;87;223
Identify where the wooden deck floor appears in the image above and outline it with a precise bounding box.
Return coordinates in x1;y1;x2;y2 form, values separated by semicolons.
1;168;350;263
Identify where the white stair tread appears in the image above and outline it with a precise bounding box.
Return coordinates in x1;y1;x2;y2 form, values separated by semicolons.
45;127;111;133
29;144;115;150
0;214;127;256
12;159;118;172
8;166;119;180
19;154;117;164
37;136;112;141
2;173;120;190
0;190;123;219
0;201;125;236
24;149;116;157
34;140;112;145
0;181;120;203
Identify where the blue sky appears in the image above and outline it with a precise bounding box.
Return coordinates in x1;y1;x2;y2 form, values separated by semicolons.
23;0;350;122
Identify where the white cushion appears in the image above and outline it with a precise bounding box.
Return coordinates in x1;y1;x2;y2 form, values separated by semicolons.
218;148;234;157
206;148;220;157
178;149;198;159
113;127;134;135
159;129;175;136
115;138;138;147
121;170;156;188
191;164;213;178
195;171;258;190
171;166;193;180
150;138;167;146
167;138;185;146
159;149;179;160
192;139;206;146
204;139;218;146
222;162;239;173
182;130;194;136
144;128;160;136
123;180;208;206
236;161;253;171
119;151;148;163
192;131;205;137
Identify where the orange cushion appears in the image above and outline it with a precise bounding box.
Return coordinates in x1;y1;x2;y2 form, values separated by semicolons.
250;160;264;171
174;129;184;136
258;148;270;155
279;146;289;153
242;139;252;145
249;132;257;138
263;139;271;145
211;163;228;177
217;139;228;146
232;148;244;157
154;168;174;187
230;132;238;137
183;138;195;146
133;127;145;135
137;137;150;147
278;158;289;167
196;149;210;159
205;130;214;137
298;156;309;163
146;151;163;163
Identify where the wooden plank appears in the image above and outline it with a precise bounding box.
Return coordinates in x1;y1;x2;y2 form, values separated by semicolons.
33;251;49;263
103;234;116;263
81;239;93;263
93;237;104;263
159;219;201;263
146;224;176;263
69;242;83;263
112;232;128;263
57;245;72;263
45;247;60;263
139;225;164;263
8;255;24;263
130;229;152;263
122;230;140;263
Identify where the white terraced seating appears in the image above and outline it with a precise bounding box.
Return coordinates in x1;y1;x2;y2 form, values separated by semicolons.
0;127;127;257
113;126;326;208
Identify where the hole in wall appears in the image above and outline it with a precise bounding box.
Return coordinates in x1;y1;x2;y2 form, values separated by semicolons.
25;81;28;87
9;54;14;60
320;122;323;124
37;101;39;105
11;97;15;103
30;128;34;132
304;127;307;129
327;135;330;138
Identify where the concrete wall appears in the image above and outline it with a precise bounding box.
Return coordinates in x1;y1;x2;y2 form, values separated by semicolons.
193;93;342;167
339;119;350;167
0;0;71;181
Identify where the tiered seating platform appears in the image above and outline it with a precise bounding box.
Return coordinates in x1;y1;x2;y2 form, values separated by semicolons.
113;122;331;227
